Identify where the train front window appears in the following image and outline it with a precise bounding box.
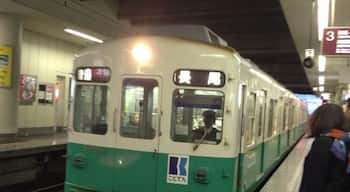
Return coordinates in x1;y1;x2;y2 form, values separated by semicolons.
120;78;159;140
171;89;224;144
73;85;108;135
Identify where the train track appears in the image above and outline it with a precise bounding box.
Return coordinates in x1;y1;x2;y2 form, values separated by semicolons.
31;183;64;192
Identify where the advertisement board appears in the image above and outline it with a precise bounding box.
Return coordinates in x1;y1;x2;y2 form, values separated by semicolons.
0;46;12;88
19;74;37;105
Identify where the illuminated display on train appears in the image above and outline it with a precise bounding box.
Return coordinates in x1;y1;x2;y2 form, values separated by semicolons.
76;67;111;83
173;69;225;87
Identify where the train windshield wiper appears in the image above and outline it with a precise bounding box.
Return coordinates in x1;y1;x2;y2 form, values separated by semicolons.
193;131;208;151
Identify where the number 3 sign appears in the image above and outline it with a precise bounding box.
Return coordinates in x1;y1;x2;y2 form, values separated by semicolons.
322;27;350;56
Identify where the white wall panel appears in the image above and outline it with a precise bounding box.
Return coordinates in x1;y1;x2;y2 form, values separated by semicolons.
0;14;21;135
18;30;81;129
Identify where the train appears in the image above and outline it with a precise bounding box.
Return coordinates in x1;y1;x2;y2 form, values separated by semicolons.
64;33;308;192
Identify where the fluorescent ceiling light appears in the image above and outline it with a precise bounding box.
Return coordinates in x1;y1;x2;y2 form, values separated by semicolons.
318;0;330;41
330;0;336;26
319;86;325;92
313;87;318;91
64;28;103;43
319;75;325;85
318;55;326;72
321;92;331;100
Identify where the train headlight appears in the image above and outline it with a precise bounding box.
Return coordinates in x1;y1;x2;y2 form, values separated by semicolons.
132;43;152;64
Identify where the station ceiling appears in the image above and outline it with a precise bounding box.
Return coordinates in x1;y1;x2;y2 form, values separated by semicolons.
1;0;313;94
283;0;350;96
118;0;312;93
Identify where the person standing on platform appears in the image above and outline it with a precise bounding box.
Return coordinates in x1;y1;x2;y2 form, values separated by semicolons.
300;104;350;192
343;98;350;130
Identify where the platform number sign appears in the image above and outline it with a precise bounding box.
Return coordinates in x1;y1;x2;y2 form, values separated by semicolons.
167;155;189;185
322;27;350;56
325;30;336;41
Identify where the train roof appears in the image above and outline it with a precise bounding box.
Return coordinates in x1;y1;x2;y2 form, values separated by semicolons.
107;35;238;54
77;36;301;102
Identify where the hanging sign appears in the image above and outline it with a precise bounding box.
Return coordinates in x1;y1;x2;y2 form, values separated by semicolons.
322;27;350;56
305;49;315;58
0;46;12;88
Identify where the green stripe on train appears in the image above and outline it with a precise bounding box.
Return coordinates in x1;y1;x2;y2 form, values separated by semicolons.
65;143;238;192
65;130;303;192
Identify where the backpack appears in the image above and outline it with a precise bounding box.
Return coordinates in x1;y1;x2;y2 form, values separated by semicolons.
325;129;350;174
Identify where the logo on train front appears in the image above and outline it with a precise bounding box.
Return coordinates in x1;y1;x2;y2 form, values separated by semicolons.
167;155;189;185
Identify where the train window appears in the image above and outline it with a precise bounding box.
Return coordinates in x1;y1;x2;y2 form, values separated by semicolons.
120;78;159;140
245;92;256;146
276;99;283;132
171;89;224;145
73;85;108;135
289;105;295;129
257;91;267;137
282;102;288;130
267;99;277;137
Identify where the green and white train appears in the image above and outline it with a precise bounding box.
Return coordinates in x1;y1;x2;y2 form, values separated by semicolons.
65;35;308;192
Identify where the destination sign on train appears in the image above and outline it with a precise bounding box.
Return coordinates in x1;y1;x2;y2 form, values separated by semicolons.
76;67;111;82
173;69;225;87
322;27;350;56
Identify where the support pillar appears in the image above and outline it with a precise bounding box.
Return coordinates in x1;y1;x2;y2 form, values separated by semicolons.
0;13;21;141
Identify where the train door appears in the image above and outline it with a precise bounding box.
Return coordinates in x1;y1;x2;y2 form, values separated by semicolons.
67;82;113;191
115;76;161;192
280;100;289;153
238;90;259;191
288;105;295;146
264;98;279;170
55;76;67;130
277;97;284;156
287;104;291;146
257;90;267;176
237;83;246;190
239;84;247;153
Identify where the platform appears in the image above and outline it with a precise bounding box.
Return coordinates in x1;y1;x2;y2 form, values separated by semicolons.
0;133;67;159
260;137;314;192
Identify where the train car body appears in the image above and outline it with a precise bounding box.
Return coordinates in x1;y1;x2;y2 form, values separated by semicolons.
64;36;308;192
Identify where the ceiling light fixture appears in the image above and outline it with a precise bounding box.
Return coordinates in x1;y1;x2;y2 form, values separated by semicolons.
64;28;104;44
319;75;325;85
319;86;325;92
321;92;331;100
318;55;327;72
318;0;330;41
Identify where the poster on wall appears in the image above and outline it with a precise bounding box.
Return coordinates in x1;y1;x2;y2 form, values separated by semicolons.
19;74;37;105
38;83;54;104
0;46;12;88
45;84;54;103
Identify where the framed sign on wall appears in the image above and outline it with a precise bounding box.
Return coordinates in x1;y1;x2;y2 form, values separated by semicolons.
0;46;12;88
19;74;37;105
38;83;54;104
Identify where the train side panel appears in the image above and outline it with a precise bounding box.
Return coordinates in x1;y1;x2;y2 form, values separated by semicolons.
64;37;308;192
